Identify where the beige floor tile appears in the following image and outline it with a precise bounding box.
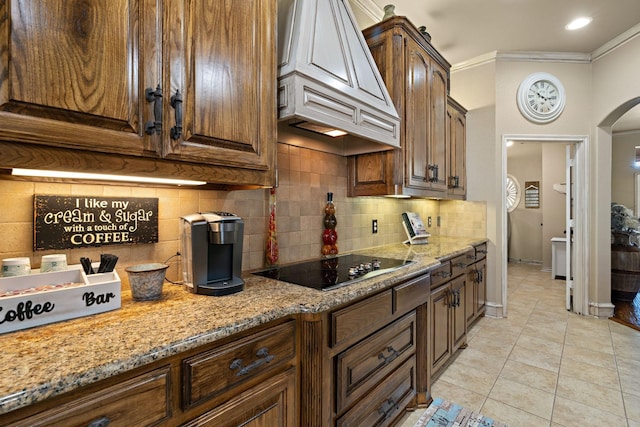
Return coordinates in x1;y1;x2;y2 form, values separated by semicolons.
619;369;640;397
552;396;628;427
556;375;625;416
481;398;551;427
488;376;555;419
624;392;640;423
521;324;566;343
516;334;564;356
436;360;499;396
509;344;561;372
564;331;614;355
500;359;558;393
562;343;617;370
630;420;640;427
615;343;640;361
467;334;514;359
430;379;486;413
452;347;507;375
559;358;620;391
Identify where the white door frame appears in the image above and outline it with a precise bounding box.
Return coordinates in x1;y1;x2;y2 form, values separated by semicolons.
501;134;589;316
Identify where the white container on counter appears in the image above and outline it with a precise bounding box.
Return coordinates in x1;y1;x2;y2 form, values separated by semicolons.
40;254;68;273
1;257;31;277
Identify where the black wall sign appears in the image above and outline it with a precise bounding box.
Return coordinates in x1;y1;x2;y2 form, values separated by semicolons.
34;195;159;250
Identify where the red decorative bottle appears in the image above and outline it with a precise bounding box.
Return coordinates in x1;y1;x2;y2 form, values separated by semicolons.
265;188;279;266
322;192;338;256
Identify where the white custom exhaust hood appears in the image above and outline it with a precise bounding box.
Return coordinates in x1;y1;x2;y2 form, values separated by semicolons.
277;0;400;156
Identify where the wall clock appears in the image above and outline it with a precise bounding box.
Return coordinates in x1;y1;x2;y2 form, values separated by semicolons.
506;174;521;212
516;72;566;123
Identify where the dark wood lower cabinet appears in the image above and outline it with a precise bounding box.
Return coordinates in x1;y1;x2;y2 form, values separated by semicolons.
3;247;488;427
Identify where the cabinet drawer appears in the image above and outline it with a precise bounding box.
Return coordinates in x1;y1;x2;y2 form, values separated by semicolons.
336;357;416;427
430;261;452;288
475;243;488;261
183;320;295;409
336;312;416;413
451;250;475;278
331;290;393;348
12;366;171;427
182;368;296;427
393;274;430;314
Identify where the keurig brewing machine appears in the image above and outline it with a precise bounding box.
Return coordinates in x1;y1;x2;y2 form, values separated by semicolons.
180;212;244;296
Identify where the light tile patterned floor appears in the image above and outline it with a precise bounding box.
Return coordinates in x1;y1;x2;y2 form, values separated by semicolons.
400;262;640;427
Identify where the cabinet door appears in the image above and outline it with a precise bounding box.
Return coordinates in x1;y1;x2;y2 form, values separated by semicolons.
428;61;448;192
183;368;296;427
451;276;467;350
163;0;276;175
465;268;476;325
430;283;451;373
448;106;466;197
404;37;431;190
475;259;487;317
0;0;159;156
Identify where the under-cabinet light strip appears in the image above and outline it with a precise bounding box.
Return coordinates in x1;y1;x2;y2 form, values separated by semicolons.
11;168;207;186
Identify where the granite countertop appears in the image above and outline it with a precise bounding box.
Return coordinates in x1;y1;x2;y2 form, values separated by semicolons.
0;236;486;416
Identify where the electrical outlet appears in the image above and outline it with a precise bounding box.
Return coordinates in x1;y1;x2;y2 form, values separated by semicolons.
372;219;378;234
428;216;432;227
437;216;441;227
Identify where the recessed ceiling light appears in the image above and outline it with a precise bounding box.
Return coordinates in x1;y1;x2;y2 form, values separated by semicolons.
565;17;592;31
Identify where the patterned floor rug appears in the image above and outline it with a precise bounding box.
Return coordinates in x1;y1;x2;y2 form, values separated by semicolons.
413;397;508;427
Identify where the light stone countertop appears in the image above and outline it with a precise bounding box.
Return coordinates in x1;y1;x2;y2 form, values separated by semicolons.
0;235;486;416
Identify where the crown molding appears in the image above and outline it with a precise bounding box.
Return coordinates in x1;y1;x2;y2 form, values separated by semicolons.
348;0;383;23
591;22;640;61
452;51;591;72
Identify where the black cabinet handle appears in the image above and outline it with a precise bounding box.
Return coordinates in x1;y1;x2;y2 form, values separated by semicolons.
426;164;439;183
378;398;399;420
229;347;275;376
87;416;110;427
170;89;183;140
144;84;162;135
378;346;400;365
454;262;467;269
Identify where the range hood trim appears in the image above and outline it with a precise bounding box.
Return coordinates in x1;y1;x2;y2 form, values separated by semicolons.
278;0;401;154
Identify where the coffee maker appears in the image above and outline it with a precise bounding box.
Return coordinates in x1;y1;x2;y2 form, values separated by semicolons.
180;212;244;296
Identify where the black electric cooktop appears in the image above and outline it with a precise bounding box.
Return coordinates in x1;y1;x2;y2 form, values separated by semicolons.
252;254;413;291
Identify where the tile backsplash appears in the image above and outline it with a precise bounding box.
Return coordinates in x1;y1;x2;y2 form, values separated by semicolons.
0;144;486;284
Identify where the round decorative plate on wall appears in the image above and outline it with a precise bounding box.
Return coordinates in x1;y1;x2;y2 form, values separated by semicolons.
506;174;521;212
516;72;566;123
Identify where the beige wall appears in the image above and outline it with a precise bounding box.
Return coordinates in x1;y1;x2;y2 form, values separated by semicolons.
450;32;640;316
507;143;543;263
0;144;486;288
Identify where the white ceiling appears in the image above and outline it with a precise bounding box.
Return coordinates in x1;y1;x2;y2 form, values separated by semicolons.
349;0;640;131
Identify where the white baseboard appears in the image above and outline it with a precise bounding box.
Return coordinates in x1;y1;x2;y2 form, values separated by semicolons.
589;302;615;318
484;302;504;318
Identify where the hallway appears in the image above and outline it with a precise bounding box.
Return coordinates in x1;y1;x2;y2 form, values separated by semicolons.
401;262;640;426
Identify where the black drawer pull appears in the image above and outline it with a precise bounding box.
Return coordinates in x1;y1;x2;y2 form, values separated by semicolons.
144;84;163;135
378;398;400;420
87;416;110;427
378;346;400;365
454;262;468;269
229;347;275;376
476;249;487;254
170;89;183;140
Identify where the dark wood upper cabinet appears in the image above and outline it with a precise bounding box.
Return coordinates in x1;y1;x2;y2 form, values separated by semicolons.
0;0;276;187
0;0;159;157
348;16;465;199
